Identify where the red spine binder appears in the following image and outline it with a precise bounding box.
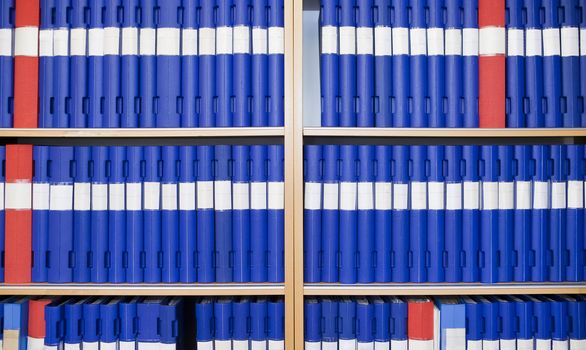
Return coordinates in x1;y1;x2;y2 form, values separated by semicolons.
29;299;51;338
478;0;505;128
408;297;435;350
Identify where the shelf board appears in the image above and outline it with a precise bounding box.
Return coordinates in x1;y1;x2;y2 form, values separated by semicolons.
0;283;285;296
304;127;586;138
0;127;285;138
304;283;586;296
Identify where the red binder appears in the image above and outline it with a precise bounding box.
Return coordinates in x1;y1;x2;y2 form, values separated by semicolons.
408;297;435;350
29;299;51;339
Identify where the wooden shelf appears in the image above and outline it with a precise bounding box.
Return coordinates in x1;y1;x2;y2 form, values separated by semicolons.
0;127;285;138
304;127;586;138
304;283;586;296
0;283;285;296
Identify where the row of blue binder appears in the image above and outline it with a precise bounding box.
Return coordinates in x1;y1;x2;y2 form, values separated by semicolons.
305;144;586;283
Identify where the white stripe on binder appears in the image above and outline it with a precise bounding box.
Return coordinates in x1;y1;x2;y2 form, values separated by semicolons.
375;341;390;350
375;182;392;210
121;27;138;55
553;340;569;350
0;183;4;210
197;181;214;209
498;182;514;210
305;342;320;350
323;183;339;210
428;182;445;210
543;28;561;56
179;182;196;210
143;182;161;210
462;28;479;56
268;27;285;54
6;182;32;209
358;182;374;210
33;183;50;210
196;341;213;350
162;183;178;210
216;26;233;55
268;340;285;350
15;27;39;56
463;182;480;209
536;339;552;350
234;340;248;350
446;183;462;210
526;29;542;56
374;26;392;56
126;183;142;211
70;28;88;56
324;341;339;350
356;27;374;55
482;182;499;210
427;28;444;55
91;183;108;211
391;340;408;350
27;337;43;350
409;339;433;350
358;342;375;350
252;340;267;350
467;340;482;350
140;28;156;55
393;183;409;210
0;29;12;56
500;339;516;350
551;182;566;209
103;27;121;55
251;182;267;210
305;182;321;210
160;343;175;350
53;28;69;56
65;343;81;350
506;29;524;56
483;340;500;350
581;29;586;56
561;27;579;57
411;182;427;210
138;343;160;350
321;26;338;54
446;329;466;350
268;181;285;210
108;183;125;211
340;182;358;211
517;339;534;350
340;339;357;350
445;29;462;55
39;29;53;57
479;27;505;56
567;180;584;209
516;181;531;210
339;26;356;55
392;27;409;55
533;181;549;209
157;27;181;55
182;28;198;55
88;28;105;56
570;339;586;350
119;341;135;350
410;28;427;55
83;342;99;350
233;182;250;210
215;180;232;211
252;28;268;54
233;26;251;54
50;184;74;210
101;342;117;350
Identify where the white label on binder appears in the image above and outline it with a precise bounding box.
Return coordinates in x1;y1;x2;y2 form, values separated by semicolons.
358;182;374;210
479;27;505;56
64;343;80;350
391;340;408;350
570;339;586;350
39;29;53;57
340;339;357;350
70;28;88;56
162;183;178;210
339;26;356;55
464;182;480;209
268;27;285;54
393;27;409;55
0;29;13;56
179;182;196;210
83;342;99;350
159;344;174;350
526;29;542;56
409;339;433;350
482;182;499;210
108;183;125;211
91;184;108;211
467;340;482;350
356;27;374;55
427;28;444;55
374;26;392;56
126;183;142;211
446;329;466;350
445;28;462;55
483;340;500;350
323;342;338;350
582;29;586;56
543;28;561;56
182;28;198;55
197;181;214;209
553;340;568;350
536;339;552;350
15;27;39;56
323;183;339;210
375;342;390;350
53;29;69;56
234;340;249;350
88;28;104;56
268;181;285;210
305;343;320;350
321;26;338;54
216;26;233;55
215;180;232;211
462;28;479;56
199;27;216;55
498;182;514;210
0;183;4;209
358;342;374;350
411;182;427;210
233;26;251;54
157;27;181;55
410;28;427;55
516;181;532;210
517;339;534;350
507;28;524;56
533;181;549;209
428;182;445;210
252;28;268;54
375;182;392;210
252;340;267;350
32;183;49;210
305;182;321;210
27;337;43;350
446;183;462;210
143;182;161;210
500;339;516;350
101;342;117;350
251;182;267;210
551;182;566;209
268;340;284;350
340;182;358;211
233;182;250;210
561;27;579;57
139;28;155;55
119;342;134;350
121;27;138;55
567;180;584;208
103;27;120;55
393;183;409;210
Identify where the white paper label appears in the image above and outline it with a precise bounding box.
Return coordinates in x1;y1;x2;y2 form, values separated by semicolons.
340;182;357;210
551;182;566;209
357;27;374;55
0;29;13;56
251;182;267;210
445;28;462;55
428;182;445;210
140;28;156;55
108;183;125;211
15;27;39;56
157;27;181;55
393;27;409;55
516;181;531;210
427;28;444;55
199;28;216;55
482;182;498;210
182;28;198;55
374;26;392;56
121;27;138;55
197;181;214;209
462;28;479;56
103;27;120;55
305;182;321;210
446;183;462;210
91;183;108;210
53;29;69;56
498;182;514;210
543;28;561;56
464;182;480;209
70;28;87;56
446;328;466;350
479;27;505;55
526;29;542;56
561;27;579;57
33;183;49;210
358;182;374;210
507;28;524;56
143;182;161;210
126;183;142;211
233;182;250;210
268;182;285;210
322;26;338;54
393;183;408;210
252;28;268;54
375;182;392;210
233;26;251;54
339;26;356;55
567;180;584;208
179;182;196;210
216;26;233;55
410;28;427;55
215;180;232;211
411;182;427;210
162;183;178;210
268;27;285;54
88;28;104;56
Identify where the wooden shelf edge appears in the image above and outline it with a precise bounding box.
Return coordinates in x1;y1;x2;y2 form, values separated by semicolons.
0;283;285;296
303;127;586;138
0;127;285;138
304;283;586;296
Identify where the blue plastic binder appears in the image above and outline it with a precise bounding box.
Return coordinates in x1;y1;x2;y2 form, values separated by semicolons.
234;298;251;347
475;297;499;347
374;146;392;282
357;145;375;282
321;145;339;283
427;146;445;282
531;295;553;346
45;299;66;350
39;0;55;128
102;0;121;128
547;296;570;349
251;145;268;282
531;145;551;282
462;146;480;282
216;0;234;128
392;145;410;282
268;298;285;348
372;297;390;347
268;0;285;127
428;0;446;127
32;146;50;282
497;146;514;282
178;146;197;283
215;145;233;282
339;298;357;349
100;298;121;349
480;146;499;283
410;145;428;282
511;295;534;348
198;0;216;127
389;297;407;349
462;0;479;127
234;0;251;127
88;0;105;127
445;146;463;282
64;299;85;350
373;0;392;127
139;0;156;127
437;298;466;350
566;145;584;281
543;0;563;127
320;0;339;127
137;298;161;349
160;298;181;349
505;0;526;127
496;297;516;350
70;0;88;128
126;146;144;283
304;146;322;282
181;0;199;127
356;0;374;127
304;298;321;348
0;148;4;281
391;0;410;127
120;298;138;349
143;146;162;283
108;146;127;283
356;298;374;349
550;145;568;281
582;2;586;127
410;0;428;127
161;146;179;283
252;0;269;127
340;145;358;283
268;145;285;282
560;0;581;127
524;0;545;127
566;295;586;345
72;147;92;283
322;298;339;347
82;299;102;350
120;0;139;128
90;146;109;283
339;0;356;127
0;1;14;127
513;145;532;282
233;145;251;282
195;299;214;346
197;146;215;282
251;298;268;348
445;0;464;127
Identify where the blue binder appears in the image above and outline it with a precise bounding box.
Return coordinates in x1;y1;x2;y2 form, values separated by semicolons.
53;0;71;124
216;0;234;126
437;297;466;350
357;145;375;282
428;0;446;127
356;298;374;349
119;298;138;350
160;298;181;349
427;146;445;282
513;145;532;282
391;0;410;127
161;146;179;283
0;148;4;281
462;145;480;282
251;298;268;348
392;145;410;282
374;145;392;282
582;2;586;127
233;145;251;282
195;299;214;347
233;0;251;127
372;297;390;347
409;145;428;282
102;0;121;128
100;298;120;350
143;146;162;283
32;146;50;282
389;297;407;349
543;0;563;127
496;297;516;350
531;295;553;348
566;145;584;281
215;145;233;282
547;296;570;349
70;0;88;128
181;0;199;127
505;0;526;127
0;1;14;127
82;298;102;350
339;0;356;126
234;298;251;348
251;145;268;282
268;145;285;282
462;0;479;127
524;0;545;127
445;146;463;282
64;299;85;350
137;298;161;349
90;146;109;282
373;0;392;127
475;297;499;348
178;146;197;283
356;0;374;127
39;0;55;128
48;147;74;283
510;295;534;349
197;146;215;282
321;145;339;283
340;145;358;283
322;298;339;348
445;0;464;127
560;0;581;127
480;146;499;283
320;0;339;127
72;147;92;283
88;0;105;126
550;145;568;282
120;0;139;128
45;299;66;350
108;146;127;283
252;0;269;127
126;146;144;283
410;0;428;127
268;0;285;127
339;298;357;350
198;0;216;127
214;298;232;347
268;298;285;349
497;146;514;282
566;295;586;346
139;0;156;127
531;145;551;282
304;298;321;349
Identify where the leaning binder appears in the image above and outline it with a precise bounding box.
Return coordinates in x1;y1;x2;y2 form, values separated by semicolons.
510;295;534;350
436;297;466;350
322;298;339;350
542;0;563;127
233;0;251;127
195;299;214;349
322;145;339;282
357;145;375;283
108;146;127;283
495;297;515;350
143;146;162;283
427;0;446;127
513;145;532;282
100;298;121;350
304;298;321;350
178;146;196;283
505;0;526;127
44;299;66;350
120;0;139;128
566;145;584;281
139;0;156;127
392;145;410;282
475;296;499;350
215;145;233;282
251;145;268;282
480;146;499;283
137;298;161;350
196;146;215;282
73;147;92;282
356;298;374;350
407;298;434;350
234;298;251;350
252;0;269;126
550;145;568;282
340;145;358;283
427;146;445;282
462;297;482;350
529;295;553;350
82;298;102;350
119;298;138;350
497;146;514;282
389;297;408;350
531;145;551;282
268;145;285;282
126;146;144;283
546;296;570;350
90;146;109;283
374;146;392;282
64;299;85;350
28;298;51;350
160;298;181;350
320;0;339;126
564;295;586;350
32;146;50;282
87;0;104;128
410;146;428;282
339;298;357;350
445;146;463;282
372;297;390;350
161;146;180;283
4;298;29;350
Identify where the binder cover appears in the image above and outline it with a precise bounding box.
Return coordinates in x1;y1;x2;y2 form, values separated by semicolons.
90;146;109;283
268;145;285;282
216;0;234;128
234;0;252;127
119;297;138;350
497;145;514;282
126;146;144;283
463;0;479;127
321;145;339;282
73;147;92;282
0;147;5;281
233;145;251;282
542;0;563;127
139;0;156;127
524;0;545;127
339;0;356;126
374;145;392;282
304;298;321;350
427;146;446;282
409;146;428;282
32;146;49;282
357;145;375;282
560;0;581;127
178;146;196;282
108;146;127;283
38;0;54;128
215;145;233;282
161;146;180;283
340;145;358;283
550;145;568;281
566;145;584;281
445;0;464;127
268;0;285;127
480;145;499;283
445;146;463;282
428;0;446;127
27;299;50;350
392;145;410;282
143;146;162;283
198;0;216;127
391;0;410;127
120;0;139;128
268;298;285;350
356;0;374;127
181;0;199;127
304;145;322;282
251;298;268;350
373;0;392;127
82;298;102;350
505;0;526;127
320;0;339;126
356;298;374;350
252;0;269;126
52;0;71;128
197;146;215;282
513;145;532;282
87;0;105;128
409;0;428;127
531;145;551;282
436;297;466;350
339;298;357;350
251;145;268;282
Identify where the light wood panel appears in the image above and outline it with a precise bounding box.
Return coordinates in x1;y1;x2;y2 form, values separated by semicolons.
304;127;586;138
0;127;284;138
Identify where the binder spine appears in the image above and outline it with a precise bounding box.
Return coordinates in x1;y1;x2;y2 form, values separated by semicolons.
268;0;285;127
514;296;534;347
267;145;285;282
445;146;463;282
533;297;553;347
70;0;88;128
339;298;357;350
251;145;268;282
462;0;479;127
102;0;121;128
82;302;100;350
497;146;514;282
44;301;64;350
550;297;569;348
139;0;156;127
108;146;127;283
215;145;234;282
0;147;5;281
480;146;499;283
581;4;586;127
477;297;499;347
32;146;50;282
64;302;83;350
161;146;179;283
143;146;162;283
409;145;428;282
178;146;197;282
160;299;180;348
216;0;233;128
100;301;120;348
542;0;563;127
390;297;408;349
322;146;340;282
199;0;216;127
87;0;105;128
233;298;251;346
427;0;446;127
373;0;392;127
407;298;434;350
513;145;532;282
462;145;480;282
560;0;581;127
251;298;268;349
120;0;140;128
463;299;482;350
392;0;410;127
233;145;251;282
409;1;428;128
0;1;15;127
372;297;390;348
195;299;214;347
39;0;54;128
322;298;339;347
234;0;252;127
28;299;50;350
119;299;138;349
339;0;356;127
340;145;358;283
268;298;285;348
392;145;410;282
374;145;392;282
524;0;545;127
445;0;464;127
181;0;199;127
427;145;446;282
137;299;161;349
357;145;375;282
304;298;321;350
567;146;586;280
197;146;215;282
496;298;516;350
90;146;109;282
304;145;322;282
252;0;269;127
550;145;568;282
321;0;339;127
531;145;551;282
505;0;526;127
356;0;374;127
53;0;70;128
126;146;144;283
356;298;374;350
